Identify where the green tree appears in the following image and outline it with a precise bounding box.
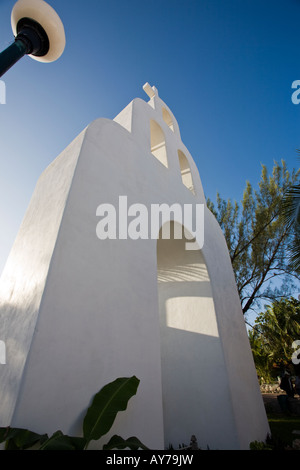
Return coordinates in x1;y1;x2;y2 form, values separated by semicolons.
248;327;274;383
207;160;300;316
252;297;300;373
281;154;300;274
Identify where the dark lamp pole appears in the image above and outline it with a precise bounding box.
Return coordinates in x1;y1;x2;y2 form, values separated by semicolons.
0;41;28;78
0;0;65;78
0;18;50;77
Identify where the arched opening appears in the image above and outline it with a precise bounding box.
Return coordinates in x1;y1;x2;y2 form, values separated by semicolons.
156;221;229;448
162;107;174;132
178;150;195;194
150;120;168;168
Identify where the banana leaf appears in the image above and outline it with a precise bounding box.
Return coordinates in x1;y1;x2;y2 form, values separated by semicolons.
39;430;86;450
83;376;139;447
103;434;148;450
0;426;48;449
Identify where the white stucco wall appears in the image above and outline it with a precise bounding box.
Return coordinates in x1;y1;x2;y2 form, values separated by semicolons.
0;84;269;450
0;129;86;426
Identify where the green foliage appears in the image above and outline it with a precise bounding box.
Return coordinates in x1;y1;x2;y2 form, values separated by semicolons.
0;426;86;450
103;434;149;450
267;414;300;448
39;431;86;450
207;160;300;315
251;412;300;450
281;154;300;274
254;297;300;369
248;328;275;383
0;427;49;450
248;297;300;379
249;439;273;450
83;376;140;448
0;376;148;451
249;432;287;451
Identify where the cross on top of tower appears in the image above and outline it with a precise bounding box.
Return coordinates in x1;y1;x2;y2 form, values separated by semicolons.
143;82;158;99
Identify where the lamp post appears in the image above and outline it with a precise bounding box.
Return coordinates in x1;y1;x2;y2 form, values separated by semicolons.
0;0;65;78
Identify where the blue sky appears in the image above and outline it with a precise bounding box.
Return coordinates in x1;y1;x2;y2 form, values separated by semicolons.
0;0;299;314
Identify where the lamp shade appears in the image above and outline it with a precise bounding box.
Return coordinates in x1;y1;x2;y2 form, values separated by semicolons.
11;0;65;63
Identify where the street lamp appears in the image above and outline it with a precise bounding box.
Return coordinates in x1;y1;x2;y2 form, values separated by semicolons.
0;0;65;78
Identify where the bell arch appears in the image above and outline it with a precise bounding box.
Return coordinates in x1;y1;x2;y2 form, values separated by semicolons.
178;150;195;194
150;120;168;167
162;107;174;132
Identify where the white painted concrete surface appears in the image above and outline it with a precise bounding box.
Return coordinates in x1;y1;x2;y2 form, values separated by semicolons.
0;84;270;449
